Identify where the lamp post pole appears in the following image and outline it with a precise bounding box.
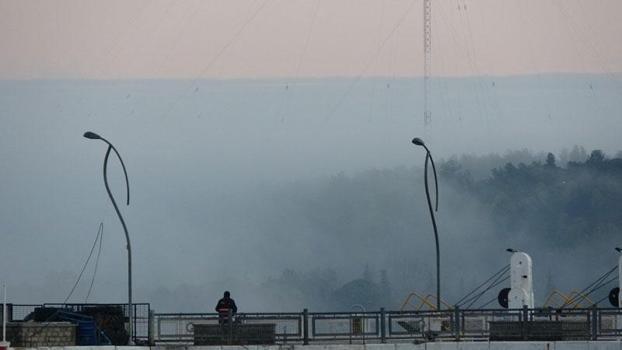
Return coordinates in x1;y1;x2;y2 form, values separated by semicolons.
3;283;6;345
83;131;133;343
412;137;440;310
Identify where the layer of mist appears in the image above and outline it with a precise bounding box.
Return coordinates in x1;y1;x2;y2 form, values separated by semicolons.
0;76;621;312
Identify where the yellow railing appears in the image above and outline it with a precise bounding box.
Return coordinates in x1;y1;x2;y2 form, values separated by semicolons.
400;291;453;311
542;289;595;308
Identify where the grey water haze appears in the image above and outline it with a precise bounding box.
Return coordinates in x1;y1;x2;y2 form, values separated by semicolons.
1;75;621;312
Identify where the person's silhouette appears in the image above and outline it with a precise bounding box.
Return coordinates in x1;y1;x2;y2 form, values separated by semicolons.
215;291;238;325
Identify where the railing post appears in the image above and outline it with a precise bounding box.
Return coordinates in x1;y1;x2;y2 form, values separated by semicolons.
591;306;598;340
148;309;155;345
380;308;386;343
453;306;460;341
303;308;309;345
522;305;528;340
227;308;233;345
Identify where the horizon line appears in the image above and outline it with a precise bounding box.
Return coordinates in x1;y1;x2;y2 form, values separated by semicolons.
1;71;621;83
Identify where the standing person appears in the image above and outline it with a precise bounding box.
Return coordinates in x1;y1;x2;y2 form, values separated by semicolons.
215;291;238;326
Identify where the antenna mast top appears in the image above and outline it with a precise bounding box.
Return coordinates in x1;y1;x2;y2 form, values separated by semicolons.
423;0;432;126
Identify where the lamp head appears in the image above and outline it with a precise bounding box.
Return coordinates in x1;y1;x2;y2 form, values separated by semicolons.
83;131;101;140
411;137;425;146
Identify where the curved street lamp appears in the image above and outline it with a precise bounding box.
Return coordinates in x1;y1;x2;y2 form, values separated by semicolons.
83;131;133;343
411;137;440;310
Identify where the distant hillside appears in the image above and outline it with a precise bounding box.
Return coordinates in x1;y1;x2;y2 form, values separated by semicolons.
1;75;621;311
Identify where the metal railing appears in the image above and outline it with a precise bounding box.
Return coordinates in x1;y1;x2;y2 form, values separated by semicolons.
6;304;40;321
5;304;621;345
311;311;379;342
152;307;622;344
44;303;151;343
7;303;151;344
155;312;302;344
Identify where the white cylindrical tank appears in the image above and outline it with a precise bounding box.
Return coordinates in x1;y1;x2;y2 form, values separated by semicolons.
508;252;534;308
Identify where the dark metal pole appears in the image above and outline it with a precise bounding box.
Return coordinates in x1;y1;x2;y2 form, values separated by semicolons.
453;305;460;341
591;305;598;340
380;308;386;343
412;138;440;311
85;132;133;343
302;308;309;345
102;144;133;344
423;147;440;310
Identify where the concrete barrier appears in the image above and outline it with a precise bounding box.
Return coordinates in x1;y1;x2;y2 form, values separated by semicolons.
10;341;622;350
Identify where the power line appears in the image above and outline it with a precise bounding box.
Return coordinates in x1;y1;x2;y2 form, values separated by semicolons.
160;0;272;119
64;222;104;304
560;265;618;308
85;223;104;302
277;0;322;123
455;264;510;305
325;0;417;120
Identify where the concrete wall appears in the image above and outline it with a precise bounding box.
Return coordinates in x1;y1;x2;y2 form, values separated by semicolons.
5;322;76;347
193;323;276;345
9;342;622;350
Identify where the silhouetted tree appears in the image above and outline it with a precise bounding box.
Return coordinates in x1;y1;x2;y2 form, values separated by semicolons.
546;153;556;167
587;150;605;165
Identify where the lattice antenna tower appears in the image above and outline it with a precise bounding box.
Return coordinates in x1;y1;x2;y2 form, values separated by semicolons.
423;0;432;125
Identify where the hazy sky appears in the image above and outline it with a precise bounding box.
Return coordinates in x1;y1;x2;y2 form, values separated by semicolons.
1;1;622;312
1;0;621;79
